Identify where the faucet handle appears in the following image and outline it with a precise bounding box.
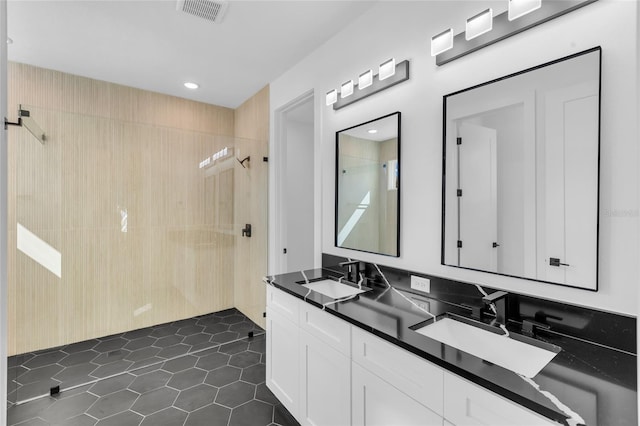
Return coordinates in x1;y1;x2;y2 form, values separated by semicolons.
481;290;508;325
481;290;508;305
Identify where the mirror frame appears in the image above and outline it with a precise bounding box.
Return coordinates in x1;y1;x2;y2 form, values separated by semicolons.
440;47;601;290
335;111;401;257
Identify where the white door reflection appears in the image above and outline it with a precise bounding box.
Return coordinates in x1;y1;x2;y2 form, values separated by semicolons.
16;223;62;278
337;191;371;247
457;122;497;272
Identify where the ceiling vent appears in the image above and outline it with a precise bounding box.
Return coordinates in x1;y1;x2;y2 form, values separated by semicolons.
176;0;229;23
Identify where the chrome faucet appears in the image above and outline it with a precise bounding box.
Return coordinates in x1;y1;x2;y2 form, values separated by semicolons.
482;290;508;326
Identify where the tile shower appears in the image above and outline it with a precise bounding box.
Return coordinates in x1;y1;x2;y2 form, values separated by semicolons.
6;63;269;423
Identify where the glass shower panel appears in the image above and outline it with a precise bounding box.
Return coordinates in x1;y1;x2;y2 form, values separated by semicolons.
232;135;269;330
6;105;264;408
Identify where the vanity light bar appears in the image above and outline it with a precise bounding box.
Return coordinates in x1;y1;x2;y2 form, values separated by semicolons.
431;29;453;56
508;0;541;21
326;89;338;106
327;58;410;111
358;70;373;90
466;8;493;40
433;0;597;66
379;58;396;80
341;80;354;98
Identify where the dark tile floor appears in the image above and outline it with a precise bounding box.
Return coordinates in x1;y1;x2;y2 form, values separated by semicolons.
8;309;263;404
7;309;299;426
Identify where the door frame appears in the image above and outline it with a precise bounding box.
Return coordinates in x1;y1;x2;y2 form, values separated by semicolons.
271;90;318;275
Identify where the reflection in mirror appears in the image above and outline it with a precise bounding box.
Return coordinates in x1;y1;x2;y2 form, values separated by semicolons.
442;48;601;290
336;112;400;257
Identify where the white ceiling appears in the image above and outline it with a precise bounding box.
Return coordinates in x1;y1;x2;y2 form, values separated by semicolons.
342;113;398;142
7;0;376;109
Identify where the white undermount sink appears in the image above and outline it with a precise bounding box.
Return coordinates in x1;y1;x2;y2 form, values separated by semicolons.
414;316;559;378
300;279;368;299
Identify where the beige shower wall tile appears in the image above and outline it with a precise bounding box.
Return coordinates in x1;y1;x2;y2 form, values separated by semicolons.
11;229;63;354
8;63;65;112
14;108;62;233
59;230;88;345
8;63;240;355
60;112;86;229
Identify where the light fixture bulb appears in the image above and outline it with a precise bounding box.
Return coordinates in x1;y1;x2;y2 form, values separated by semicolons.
379;58;396;81
326;89;338;106
466;8;493;40
358;70;373;90
184;82;199;89
368;129;378;134
508;0;541;21
341;80;354;98
431;29;453;56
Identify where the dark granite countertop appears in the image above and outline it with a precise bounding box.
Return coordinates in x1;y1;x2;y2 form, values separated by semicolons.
266;268;637;426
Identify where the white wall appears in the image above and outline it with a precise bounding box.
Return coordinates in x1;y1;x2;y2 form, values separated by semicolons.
270;0;639;316
285;118;315;272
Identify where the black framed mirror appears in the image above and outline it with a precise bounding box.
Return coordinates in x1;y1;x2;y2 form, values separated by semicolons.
442;48;601;290
336;112;401;257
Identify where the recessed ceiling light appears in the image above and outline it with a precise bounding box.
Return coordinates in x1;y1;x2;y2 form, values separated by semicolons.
184;82;199;89
368;129;378;134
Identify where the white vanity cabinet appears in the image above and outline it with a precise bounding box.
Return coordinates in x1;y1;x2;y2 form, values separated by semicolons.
266;285;559;426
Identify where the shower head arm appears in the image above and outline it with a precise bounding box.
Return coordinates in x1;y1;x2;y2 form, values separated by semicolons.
4;116;22;129
237;156;250;168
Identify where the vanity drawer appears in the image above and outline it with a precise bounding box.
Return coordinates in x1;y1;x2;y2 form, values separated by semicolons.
352;327;444;416
443;372;559;426
267;285;299;324
299;303;351;356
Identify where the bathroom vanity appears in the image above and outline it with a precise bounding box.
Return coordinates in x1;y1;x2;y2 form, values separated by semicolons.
265;264;636;426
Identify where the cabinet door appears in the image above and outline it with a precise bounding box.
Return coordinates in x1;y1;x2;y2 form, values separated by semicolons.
443;372;558;426
267;285;299;322
299;301;351;356
352;327;443;415
266;308;299;419
352;363;443;426
299;329;351;426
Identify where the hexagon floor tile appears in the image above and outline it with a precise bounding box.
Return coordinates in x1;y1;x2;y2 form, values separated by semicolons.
7;309;298;426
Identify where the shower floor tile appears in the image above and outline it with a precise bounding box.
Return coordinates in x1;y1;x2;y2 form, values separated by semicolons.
8;308;262;402
7;309;298;426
